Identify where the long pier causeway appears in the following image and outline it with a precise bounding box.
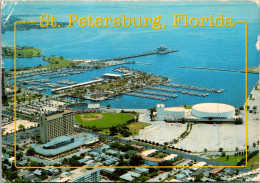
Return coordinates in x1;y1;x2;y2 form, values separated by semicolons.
99;46;178;62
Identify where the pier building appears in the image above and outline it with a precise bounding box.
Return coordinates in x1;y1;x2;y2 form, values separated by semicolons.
40;109;74;143
191;103;235;119
103;73;122;79
156;104;185;121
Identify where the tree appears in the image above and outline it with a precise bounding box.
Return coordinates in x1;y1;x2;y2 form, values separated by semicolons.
110;126;118;136
226;155;229;161
129;155;144;166
235;118;243;125
18;124;25;131
194;173;204;182
107;104;111;108
26;147;36;156
219;147;223;152
158;160;173;171
204;148;207;153
253;106;257;110
2;147;6;153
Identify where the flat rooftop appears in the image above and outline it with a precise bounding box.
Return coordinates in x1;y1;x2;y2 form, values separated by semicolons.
157;104;165;108
45;109;72;118
35;133;98;156
141;149;157;156
164;107;185;112
103;73;122;77
192;103;235;113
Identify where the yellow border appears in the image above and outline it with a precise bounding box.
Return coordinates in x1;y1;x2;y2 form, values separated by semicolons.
14;21;248;169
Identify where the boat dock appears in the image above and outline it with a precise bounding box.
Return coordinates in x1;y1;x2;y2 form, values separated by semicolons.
137;90;177;98
146;86;209;97
161;83;224;93
125;92;167;101
99;46;178;62
51;79;104;93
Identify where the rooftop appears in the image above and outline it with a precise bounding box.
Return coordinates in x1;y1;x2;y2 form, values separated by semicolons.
35;133;98;156
45;109;72;118
141;149;158;156
103;73;122;77
190;161;207;171
157;104;165;108
192;103;235;113
88;103;100;109
164;154;178;161
164;107;185;112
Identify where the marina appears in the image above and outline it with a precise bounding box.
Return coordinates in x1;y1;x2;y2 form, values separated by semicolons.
137;90;178;98
125;92;168;101
161;83;224;93
146;86;210;97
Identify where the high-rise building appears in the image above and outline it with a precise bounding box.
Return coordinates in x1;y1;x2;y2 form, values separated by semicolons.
40;109;74;143
1;67;7;104
72;169;100;182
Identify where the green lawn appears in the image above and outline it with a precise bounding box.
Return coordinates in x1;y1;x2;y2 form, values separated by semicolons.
2;47;41;58
127;122;151;136
247;153;259;170
17;48;41;57
74;113;134;129
40;56;74;69
208;155;245;166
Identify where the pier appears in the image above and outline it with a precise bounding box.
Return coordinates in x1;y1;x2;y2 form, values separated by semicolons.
125;92;168;101
146;86;210;97
179;66;243;73
99;46;178;62
51;79;104;93
137;90;177;98
161;83;224;93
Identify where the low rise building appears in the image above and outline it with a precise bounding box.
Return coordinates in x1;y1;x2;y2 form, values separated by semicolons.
71;169;100;182
189;161;207;171
35;133;98;156
95;144;110;153
141;149;178;166
156;104;185;121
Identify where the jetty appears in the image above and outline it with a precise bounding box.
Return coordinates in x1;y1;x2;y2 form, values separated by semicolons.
180;66;242;73
125;92;167;101
161;83;224;93
137;90;177;98
99;46;178;62
146;86;210;97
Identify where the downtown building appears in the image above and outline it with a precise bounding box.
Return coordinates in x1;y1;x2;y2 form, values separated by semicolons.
40;109;74;143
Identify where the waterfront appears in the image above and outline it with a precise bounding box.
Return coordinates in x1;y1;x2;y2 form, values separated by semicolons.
2;1;259;109
1;2;260;182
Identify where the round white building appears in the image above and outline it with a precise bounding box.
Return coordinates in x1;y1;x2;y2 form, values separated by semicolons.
191;103;235;118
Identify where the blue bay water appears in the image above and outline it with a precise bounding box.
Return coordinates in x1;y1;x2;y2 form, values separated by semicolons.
1;1;259;108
